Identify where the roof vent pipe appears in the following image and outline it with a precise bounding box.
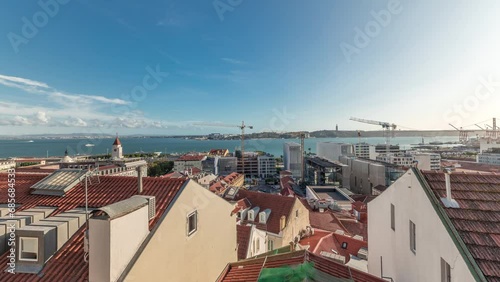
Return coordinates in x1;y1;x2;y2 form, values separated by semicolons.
441;169;459;208
445;171;452;202
137;166;143;193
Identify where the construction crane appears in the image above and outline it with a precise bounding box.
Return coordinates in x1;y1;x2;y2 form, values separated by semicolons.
194;121;253;178
448;123;475;143
300;132;306;184
350;117;397;154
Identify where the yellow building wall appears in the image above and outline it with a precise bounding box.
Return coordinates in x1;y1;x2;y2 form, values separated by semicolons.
125;180;237;282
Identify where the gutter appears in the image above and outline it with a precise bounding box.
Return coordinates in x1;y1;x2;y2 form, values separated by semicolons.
412;168;487;282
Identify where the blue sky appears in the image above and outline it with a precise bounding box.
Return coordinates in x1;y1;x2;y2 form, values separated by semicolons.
1;0;500;135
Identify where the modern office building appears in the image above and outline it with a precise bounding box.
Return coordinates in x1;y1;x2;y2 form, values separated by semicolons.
376;154;415;167
283;142;302;178
316;142;353;162
477;149;500;165
257;155;277;178
340;156;405;195
353;143;377;160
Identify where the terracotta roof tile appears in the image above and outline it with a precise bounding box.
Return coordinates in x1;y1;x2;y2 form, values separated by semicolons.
232;190;295;234
237;225;251;260
423;171;500;281
0;172;186;281
176;154;206;161
217;250;384;282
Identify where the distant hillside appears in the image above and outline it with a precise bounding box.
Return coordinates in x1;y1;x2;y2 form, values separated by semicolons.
309;130;459;138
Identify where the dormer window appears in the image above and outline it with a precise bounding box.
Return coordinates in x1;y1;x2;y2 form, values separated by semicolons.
19;237;38;261
248;211;254;221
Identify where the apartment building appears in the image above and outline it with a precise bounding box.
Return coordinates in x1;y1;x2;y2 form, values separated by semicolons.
368;169;499;281
227;189;310;251
0;159;15;171
257;154;277;178
0;169;237;282
413;152;441;170
354;143;377;159
376;153;415;167
316;142;353;162
174;154;207;172
283;142;302;178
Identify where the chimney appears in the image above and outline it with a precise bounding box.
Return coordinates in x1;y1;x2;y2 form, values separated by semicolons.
441;169;459;208
445;171;452;202
137;166;143;193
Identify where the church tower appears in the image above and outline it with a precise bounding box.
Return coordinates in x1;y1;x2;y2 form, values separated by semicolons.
112;134;123;159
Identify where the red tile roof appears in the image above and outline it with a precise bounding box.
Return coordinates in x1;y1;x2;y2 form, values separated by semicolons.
98;164;120;170
161;171;187;179
176;154;206;161
280;176;295;197
210;181;227;195
216;250;384;282
300;229;367;263
0;172;187;282
237;225;252;260
232;198;252;215
223;172;243;184
423;171;500;281
232;190;296;234
112;137;121;146
298;229;331;251
15;168;56;174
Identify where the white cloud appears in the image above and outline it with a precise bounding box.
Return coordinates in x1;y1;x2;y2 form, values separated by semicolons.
34;111;49;124
0;74;129;106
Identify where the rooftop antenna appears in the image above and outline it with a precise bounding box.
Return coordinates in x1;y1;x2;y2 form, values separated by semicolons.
83;166;100;263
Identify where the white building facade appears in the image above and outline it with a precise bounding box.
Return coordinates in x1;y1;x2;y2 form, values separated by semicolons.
367;170;478;282
257;155;277;178
0;160;15;171
316;142;353;162
354;143;377;160
412;153;441;170
477;151;500;165
376;154;414;166
283;142;302;178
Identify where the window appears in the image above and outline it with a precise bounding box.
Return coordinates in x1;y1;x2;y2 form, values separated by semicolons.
19;237;38;261
268;240;274;251
341;242;348;249
410;220;416;253
280;216;286;230
391;204;395;231
187;211;197;236
441;258;451;282
256;238;260;252
295;210;299;218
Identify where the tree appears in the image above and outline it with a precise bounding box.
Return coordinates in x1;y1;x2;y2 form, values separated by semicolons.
148;161;174;177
